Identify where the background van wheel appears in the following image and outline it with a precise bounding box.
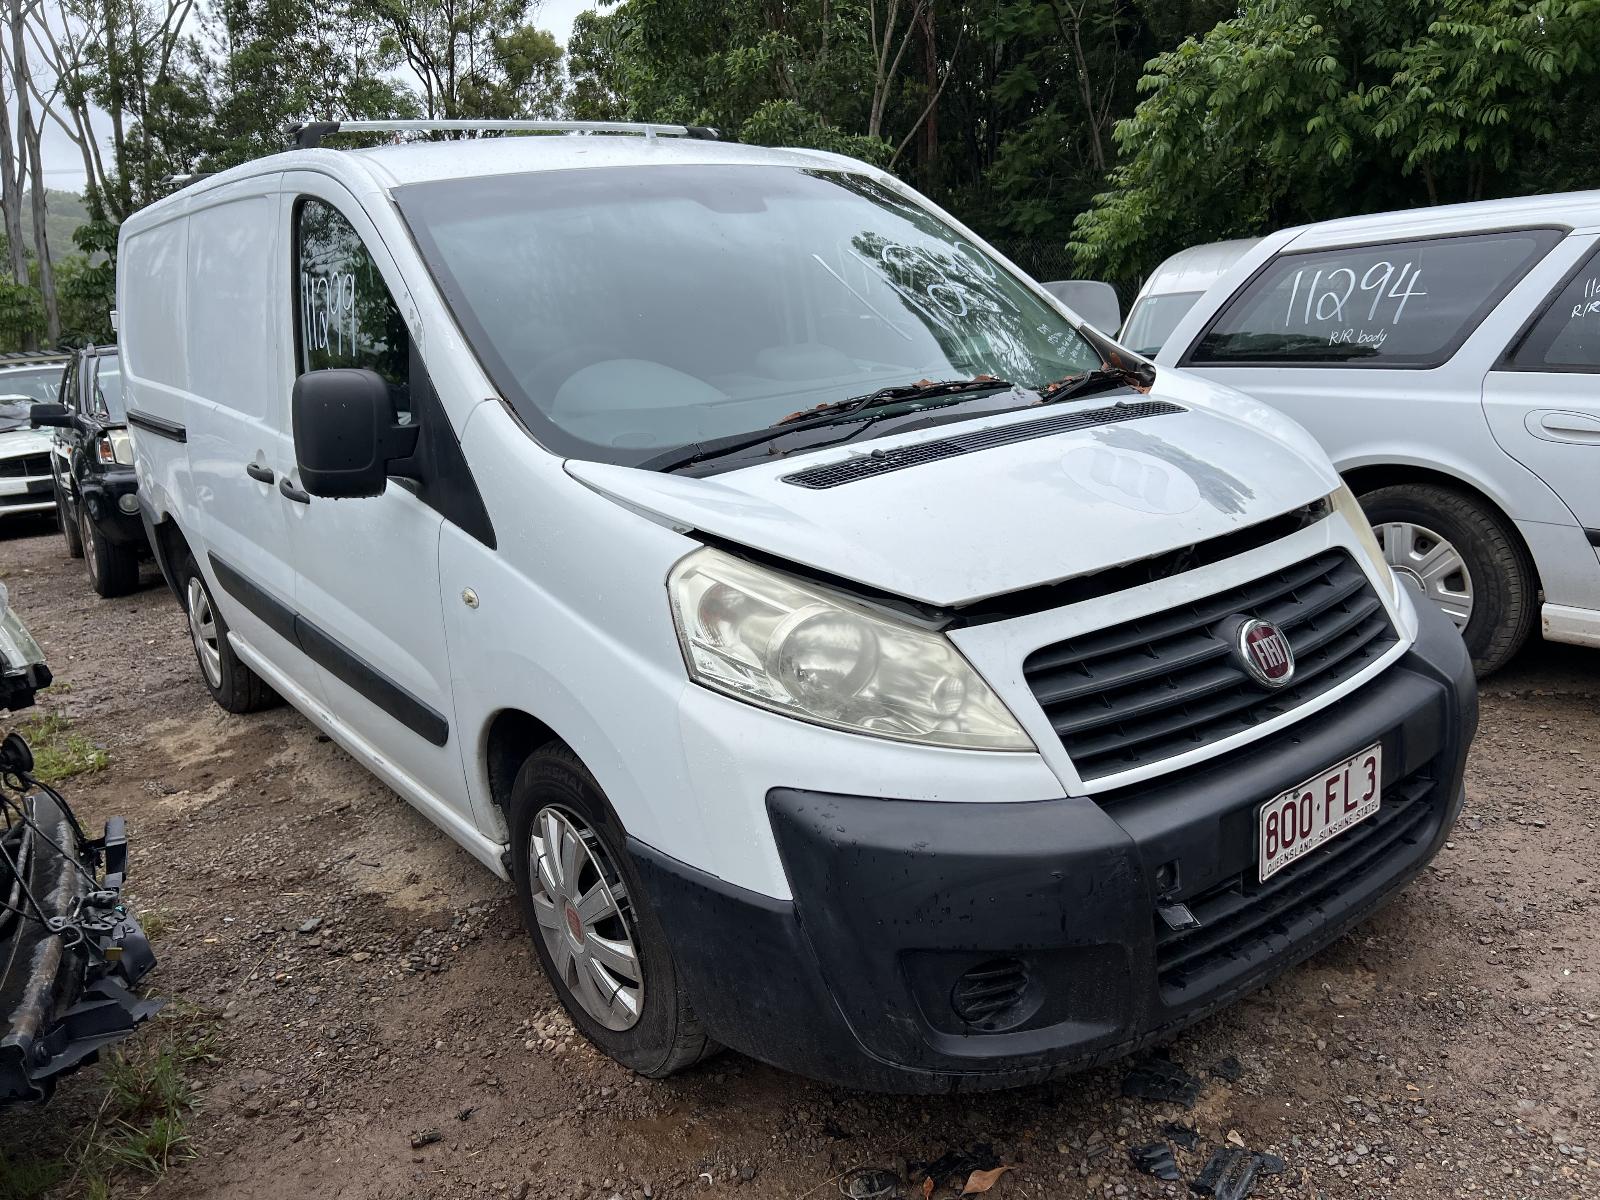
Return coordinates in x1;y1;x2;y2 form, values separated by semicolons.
509;744;718;1078
177;554;279;712
1359;483;1535;677
81;505;139;598
56;486;82;559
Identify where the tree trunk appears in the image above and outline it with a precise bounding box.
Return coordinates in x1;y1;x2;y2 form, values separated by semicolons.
0;0;28;289
24;121;58;343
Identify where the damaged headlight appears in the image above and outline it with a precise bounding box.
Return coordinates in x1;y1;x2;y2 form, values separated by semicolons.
669;547;1033;751
1331;483;1400;603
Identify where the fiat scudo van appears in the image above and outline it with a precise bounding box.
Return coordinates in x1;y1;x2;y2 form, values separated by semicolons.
121;121;1475;1092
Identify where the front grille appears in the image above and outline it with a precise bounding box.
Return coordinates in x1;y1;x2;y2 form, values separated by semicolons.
1155;761;1440;1000
782;399;1182;489
0;454;50;479
1024;549;1397;781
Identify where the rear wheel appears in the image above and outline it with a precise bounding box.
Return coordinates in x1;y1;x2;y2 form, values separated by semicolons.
1360;483;1535;676
55;485;82;559
80;505;139;598
509;745;717;1077
177;554;278;712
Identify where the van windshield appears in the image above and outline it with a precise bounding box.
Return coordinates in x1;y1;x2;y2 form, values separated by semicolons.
394;165;1101;466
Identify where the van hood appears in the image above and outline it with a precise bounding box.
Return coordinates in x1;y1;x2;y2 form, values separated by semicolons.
566;374;1340;608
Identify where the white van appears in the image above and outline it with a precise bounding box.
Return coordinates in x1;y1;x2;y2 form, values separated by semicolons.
121;120;1475;1092
1158;196;1600;674
1120;238;1259;356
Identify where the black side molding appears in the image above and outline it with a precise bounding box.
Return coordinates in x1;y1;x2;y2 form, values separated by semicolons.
208;554;450;747
126;410;187;443
1586;529;1600;549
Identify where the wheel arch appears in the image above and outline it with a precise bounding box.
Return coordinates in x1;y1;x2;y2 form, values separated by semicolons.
145;510;196;605
1341;462;1543;593
483;708;566;819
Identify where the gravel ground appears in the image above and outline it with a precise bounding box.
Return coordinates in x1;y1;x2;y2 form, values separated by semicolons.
2;522;1596;1200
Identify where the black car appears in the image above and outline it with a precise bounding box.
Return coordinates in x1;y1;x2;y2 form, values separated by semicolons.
30;345;147;597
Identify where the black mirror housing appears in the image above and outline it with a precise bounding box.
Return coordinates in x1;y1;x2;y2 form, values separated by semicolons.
29;403;70;429
291;369;418;499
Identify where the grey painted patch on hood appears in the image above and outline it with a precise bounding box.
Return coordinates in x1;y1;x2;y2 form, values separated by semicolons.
1090;424;1255;515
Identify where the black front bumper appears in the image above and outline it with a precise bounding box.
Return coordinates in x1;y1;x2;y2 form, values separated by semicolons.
80;471;146;547
633;596;1476;1093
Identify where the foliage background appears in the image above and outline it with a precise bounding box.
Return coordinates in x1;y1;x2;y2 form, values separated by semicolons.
4;0;1600;350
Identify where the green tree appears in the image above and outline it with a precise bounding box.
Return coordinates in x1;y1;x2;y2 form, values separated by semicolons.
1070;0;1600;281
353;0;565;118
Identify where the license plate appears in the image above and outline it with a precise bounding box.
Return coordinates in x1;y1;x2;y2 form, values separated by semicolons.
1258;744;1381;882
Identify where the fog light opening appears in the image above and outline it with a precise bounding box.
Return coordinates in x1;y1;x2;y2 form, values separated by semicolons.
951;956;1037;1032
117;493;140;515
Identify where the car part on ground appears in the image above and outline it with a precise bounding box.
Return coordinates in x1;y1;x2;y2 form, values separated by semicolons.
0;588;158;1104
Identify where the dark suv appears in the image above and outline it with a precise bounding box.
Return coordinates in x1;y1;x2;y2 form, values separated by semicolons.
30;345;147;597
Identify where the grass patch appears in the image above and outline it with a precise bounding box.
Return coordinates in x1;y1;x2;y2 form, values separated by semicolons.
17;712;108;783
0;1008;216;1199
137;907;169;941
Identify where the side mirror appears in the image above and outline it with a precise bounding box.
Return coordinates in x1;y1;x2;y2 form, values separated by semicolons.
29;403;71;429
1042;280;1122;336
291;369;419;499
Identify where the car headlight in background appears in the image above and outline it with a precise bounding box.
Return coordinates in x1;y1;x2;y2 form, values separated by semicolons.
1331;483;1399;602
669;547;1034;751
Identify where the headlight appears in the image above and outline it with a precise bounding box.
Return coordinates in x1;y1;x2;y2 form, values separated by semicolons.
1331;483;1399;602
669;547;1033;751
105;429;134;466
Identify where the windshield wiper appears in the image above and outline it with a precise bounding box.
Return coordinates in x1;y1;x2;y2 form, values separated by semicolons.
774;376;1015;427
635;377;1016;474
1035;367;1142;405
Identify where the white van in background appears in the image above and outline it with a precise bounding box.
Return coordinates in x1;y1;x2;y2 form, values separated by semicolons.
1121;238;1260;356
1159;195;1600;674
120;120;1474;1092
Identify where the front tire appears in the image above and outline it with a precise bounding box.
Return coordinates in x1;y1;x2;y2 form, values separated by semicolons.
1360;483;1535;676
176;553;279;712
81;505;139;598
508;744;717;1077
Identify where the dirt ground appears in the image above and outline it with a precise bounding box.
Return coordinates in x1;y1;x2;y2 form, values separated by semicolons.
2;521;1597;1200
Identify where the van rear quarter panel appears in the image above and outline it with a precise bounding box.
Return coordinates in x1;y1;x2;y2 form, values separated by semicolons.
120;210;192;525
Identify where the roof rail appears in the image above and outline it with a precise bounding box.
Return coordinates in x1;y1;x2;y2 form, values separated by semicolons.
0;350;69;365
287;119;720;150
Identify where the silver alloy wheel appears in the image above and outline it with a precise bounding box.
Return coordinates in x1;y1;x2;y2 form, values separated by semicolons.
79;508;97;588
186;576;224;689
528;806;644;1032
1375;520;1474;629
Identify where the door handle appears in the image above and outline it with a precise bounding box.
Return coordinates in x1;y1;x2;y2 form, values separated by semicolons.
1526;409;1600;444
245;462;275;484
279;478;311;505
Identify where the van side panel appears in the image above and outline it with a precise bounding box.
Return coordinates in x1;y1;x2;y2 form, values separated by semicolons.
121;218;190;399
186;194;281;420
180;183;309;678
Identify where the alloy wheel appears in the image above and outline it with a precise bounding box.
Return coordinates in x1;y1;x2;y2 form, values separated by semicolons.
1375;520;1474;629
186;576;224;689
527;806;644;1031
80;509;97;588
